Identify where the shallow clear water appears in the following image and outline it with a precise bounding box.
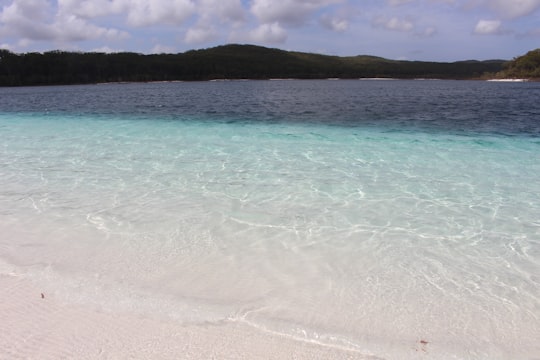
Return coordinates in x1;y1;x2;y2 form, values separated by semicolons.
1;80;539;359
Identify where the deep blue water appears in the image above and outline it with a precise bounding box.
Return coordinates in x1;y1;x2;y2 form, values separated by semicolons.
1;80;539;135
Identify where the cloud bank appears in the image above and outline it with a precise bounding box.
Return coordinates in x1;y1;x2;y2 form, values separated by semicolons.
0;0;539;60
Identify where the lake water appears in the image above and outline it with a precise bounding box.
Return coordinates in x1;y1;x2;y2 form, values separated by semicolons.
1;80;539;359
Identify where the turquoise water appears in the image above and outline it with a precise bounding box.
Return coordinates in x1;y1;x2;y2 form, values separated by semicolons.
1;80;539;359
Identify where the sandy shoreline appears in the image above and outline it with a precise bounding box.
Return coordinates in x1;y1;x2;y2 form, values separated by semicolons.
3;272;538;359
1;274;374;360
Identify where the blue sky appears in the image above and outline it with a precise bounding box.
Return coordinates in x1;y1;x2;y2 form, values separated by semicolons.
0;0;539;61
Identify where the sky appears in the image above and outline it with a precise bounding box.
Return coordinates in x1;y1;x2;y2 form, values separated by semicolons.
0;0;539;61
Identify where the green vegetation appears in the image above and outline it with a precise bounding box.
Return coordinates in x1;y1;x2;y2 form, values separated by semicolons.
0;44;507;86
494;49;540;80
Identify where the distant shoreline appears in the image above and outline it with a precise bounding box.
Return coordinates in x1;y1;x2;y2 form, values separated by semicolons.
2;44;537;87
0;44;508;87
2;77;537;88
95;77;536;85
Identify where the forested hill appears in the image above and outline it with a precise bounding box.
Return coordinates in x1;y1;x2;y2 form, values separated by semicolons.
0;44;506;86
495;49;540;80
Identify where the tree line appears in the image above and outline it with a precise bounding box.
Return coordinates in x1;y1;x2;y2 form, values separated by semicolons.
494;49;540;79
0;44;509;86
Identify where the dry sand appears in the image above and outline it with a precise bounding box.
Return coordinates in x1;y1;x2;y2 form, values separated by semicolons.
0;273;376;360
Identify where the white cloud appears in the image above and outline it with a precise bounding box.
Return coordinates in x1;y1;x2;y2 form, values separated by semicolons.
250;0;342;26
185;24;218;44
0;0;128;47
0;0;56;40
318;4;357;32
57;0;126;18
56;14;129;42
248;22;288;44
320;14;349;32
16;38;33;48
0;0;539;60
474;19;503;34
372;16;415;32
125;0;196;26
151;44;176;54
321;17;349;32
1;43;13;51
183;0;245;45
58;0;197;26
196;0;245;24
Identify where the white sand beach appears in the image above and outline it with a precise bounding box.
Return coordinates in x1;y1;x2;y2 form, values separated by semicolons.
1;274;372;360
